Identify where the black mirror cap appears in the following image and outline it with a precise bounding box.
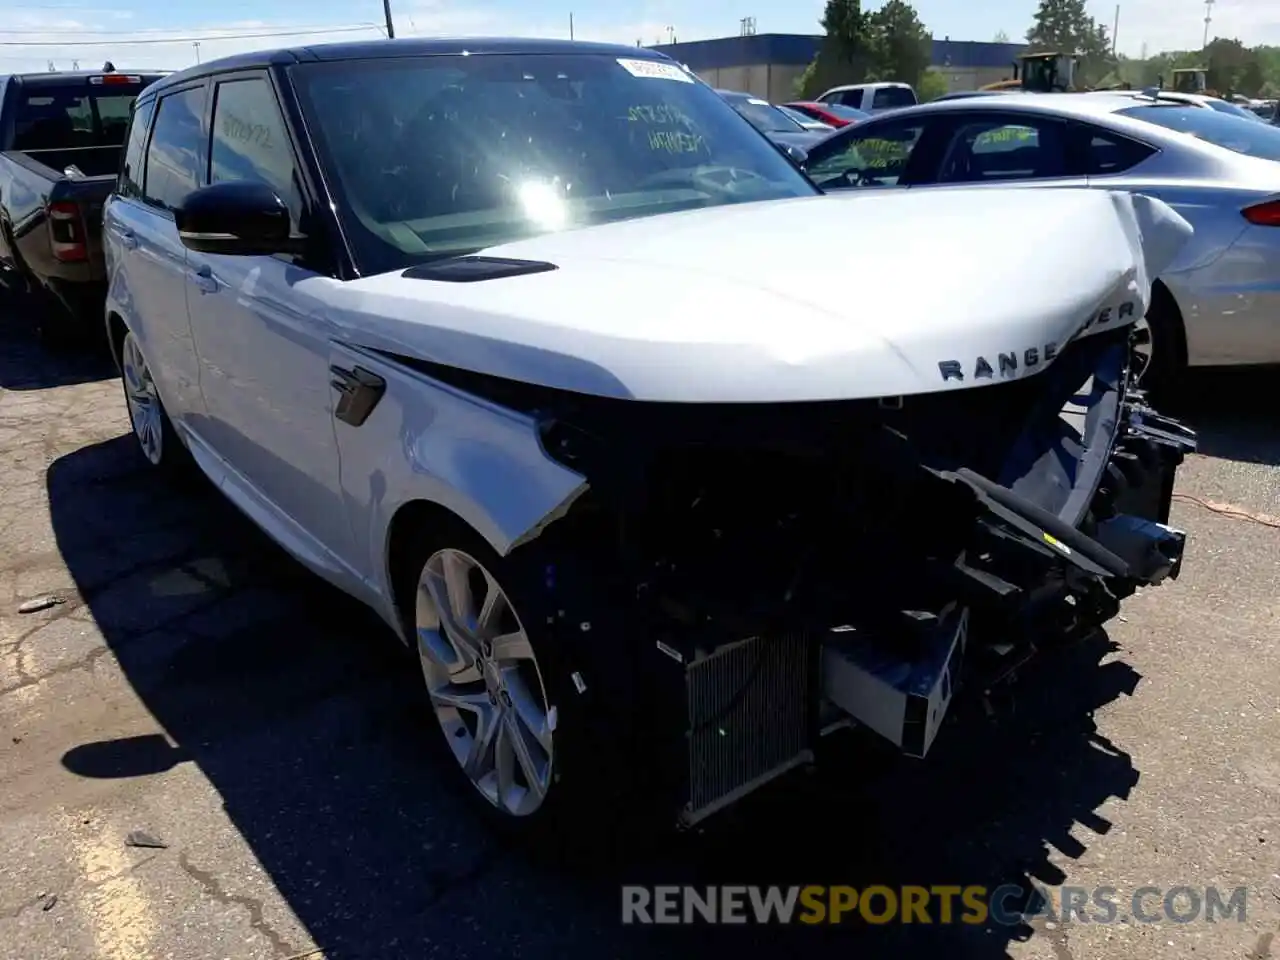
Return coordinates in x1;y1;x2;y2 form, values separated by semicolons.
174;181;294;256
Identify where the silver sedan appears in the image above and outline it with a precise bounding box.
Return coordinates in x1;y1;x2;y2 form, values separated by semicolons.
801;92;1280;392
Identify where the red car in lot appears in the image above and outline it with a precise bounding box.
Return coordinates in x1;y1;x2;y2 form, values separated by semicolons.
784;101;871;128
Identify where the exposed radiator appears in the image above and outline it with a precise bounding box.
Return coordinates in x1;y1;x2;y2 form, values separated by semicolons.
681;632;812;825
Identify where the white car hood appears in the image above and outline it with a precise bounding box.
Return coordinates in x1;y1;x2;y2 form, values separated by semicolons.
326;187;1191;403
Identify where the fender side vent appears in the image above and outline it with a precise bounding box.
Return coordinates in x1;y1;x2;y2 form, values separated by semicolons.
402;256;558;282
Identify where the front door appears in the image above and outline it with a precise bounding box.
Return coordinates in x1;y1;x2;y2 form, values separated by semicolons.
802;115;937;192
184;71;355;573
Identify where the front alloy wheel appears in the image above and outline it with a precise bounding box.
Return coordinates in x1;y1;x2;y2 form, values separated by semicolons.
1130;316;1154;384
416;548;555;817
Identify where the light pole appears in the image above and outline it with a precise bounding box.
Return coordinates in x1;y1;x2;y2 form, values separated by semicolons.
193;41;201;64
382;0;396;39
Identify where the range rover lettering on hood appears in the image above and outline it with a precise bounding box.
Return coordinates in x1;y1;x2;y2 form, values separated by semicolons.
938;342;1059;383
937;299;1139;383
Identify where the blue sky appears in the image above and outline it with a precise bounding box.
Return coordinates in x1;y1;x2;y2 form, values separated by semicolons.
3;0;1275;73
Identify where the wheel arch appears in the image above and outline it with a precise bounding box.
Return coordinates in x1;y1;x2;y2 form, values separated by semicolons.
106;310;129;370
1149;277;1188;373
384;498;482;645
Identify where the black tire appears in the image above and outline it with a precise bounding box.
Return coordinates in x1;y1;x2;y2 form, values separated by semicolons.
118;330;193;478
1135;287;1185;404
399;513;654;855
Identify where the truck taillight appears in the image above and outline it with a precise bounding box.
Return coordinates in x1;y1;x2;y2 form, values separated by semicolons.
90;74;142;85
1242;199;1280;226
48;201;88;262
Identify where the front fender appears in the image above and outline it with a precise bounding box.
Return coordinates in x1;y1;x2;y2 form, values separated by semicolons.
328;343;587;595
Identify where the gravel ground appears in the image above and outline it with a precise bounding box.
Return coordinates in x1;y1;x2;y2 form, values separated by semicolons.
1;305;1278;960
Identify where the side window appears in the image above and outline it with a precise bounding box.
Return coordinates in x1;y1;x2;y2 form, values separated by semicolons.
143;86;206;212
804;121;926;188
937;117;1075;183
838;90;865;109
872;87;916;110
209;77;303;228
119;97;155;200
1084;128;1156;175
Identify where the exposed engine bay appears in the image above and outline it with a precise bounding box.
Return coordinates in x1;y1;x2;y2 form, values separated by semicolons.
394;324;1195;825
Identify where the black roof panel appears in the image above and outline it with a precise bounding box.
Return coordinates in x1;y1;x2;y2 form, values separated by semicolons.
147;37;673;96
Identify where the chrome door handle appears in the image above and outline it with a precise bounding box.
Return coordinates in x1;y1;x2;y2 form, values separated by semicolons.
118;228;138;250
192;263;219;294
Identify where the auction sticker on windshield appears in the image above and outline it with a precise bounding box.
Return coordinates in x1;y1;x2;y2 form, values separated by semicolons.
617;58;694;82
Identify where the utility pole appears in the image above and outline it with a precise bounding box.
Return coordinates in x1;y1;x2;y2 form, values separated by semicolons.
193;41;201;64
382;0;396;39
569;12;574;40
1111;5;1119;55
1202;0;1213;49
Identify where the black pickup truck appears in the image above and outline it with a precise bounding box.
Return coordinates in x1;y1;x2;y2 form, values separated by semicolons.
0;67;166;347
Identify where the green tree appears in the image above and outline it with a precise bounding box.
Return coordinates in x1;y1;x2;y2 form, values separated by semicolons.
1124;42;1280;97
821;0;871;67
797;0;872;98
917;68;949;101
1204;37;1259;95
1026;0;1115;86
865;0;933;86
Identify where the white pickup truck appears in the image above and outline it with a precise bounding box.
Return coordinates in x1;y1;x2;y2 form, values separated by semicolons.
816;80;918;113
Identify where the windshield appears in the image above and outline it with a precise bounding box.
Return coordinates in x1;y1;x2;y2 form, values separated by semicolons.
1117;104;1280;160
779;105;827;128
823;103;871;122
725;94;804;133
291;55;816;275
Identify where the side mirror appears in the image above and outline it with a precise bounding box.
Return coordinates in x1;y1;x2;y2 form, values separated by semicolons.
780;143;808;168
174;180;296;256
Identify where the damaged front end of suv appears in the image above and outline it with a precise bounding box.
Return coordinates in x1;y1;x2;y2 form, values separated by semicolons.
407;318;1195;826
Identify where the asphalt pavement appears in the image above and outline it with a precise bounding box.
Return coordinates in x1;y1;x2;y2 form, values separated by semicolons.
1;304;1278;960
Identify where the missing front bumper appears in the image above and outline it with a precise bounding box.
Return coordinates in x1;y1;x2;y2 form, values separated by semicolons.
821;604;969;759
819;394;1194;759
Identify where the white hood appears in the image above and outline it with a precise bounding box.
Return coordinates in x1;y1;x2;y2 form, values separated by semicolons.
324;187;1192;403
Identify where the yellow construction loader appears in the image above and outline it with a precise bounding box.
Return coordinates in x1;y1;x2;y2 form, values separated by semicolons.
1170;68;1208;94
980;52;1081;93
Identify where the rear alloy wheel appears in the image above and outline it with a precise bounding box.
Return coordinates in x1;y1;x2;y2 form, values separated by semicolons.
120;331;189;474
416;547;555;818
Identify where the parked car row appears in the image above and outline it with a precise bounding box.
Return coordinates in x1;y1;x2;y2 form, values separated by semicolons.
5;40;1198;839
784;88;1280;394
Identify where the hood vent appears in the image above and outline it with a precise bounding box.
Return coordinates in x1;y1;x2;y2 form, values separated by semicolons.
402;256;558;283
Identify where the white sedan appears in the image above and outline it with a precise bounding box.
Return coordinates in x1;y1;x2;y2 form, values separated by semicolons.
800;91;1280;393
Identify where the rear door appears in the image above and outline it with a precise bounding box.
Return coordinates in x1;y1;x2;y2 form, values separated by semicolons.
914;110;1090;192
103;80;208;421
